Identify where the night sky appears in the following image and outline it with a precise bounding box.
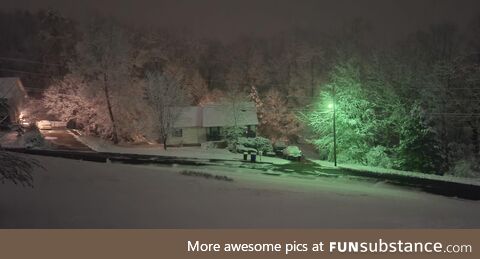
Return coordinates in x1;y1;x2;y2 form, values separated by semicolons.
2;0;480;41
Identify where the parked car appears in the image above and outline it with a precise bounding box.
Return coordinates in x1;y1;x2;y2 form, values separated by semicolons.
282;145;303;161
35;120;67;130
36;120;53;130
273;141;288;155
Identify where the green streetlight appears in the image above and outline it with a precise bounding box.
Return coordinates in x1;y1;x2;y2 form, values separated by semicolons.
312;88;337;167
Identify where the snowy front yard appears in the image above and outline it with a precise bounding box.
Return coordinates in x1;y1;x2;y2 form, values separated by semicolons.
1;155;479;228
74;134;290;165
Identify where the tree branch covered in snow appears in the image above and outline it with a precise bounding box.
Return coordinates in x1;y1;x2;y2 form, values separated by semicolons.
260;88;301;142
0;150;40;187
43;75;112;137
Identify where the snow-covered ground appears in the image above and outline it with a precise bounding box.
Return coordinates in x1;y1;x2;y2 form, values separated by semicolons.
1;155;479;228
74;134;290;165
0;131;25;148
314;160;480;187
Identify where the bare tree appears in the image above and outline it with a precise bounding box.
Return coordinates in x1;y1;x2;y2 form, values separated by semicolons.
145;70;186;150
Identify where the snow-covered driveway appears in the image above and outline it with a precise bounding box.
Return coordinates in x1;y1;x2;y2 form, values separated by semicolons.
1;155;479;228
40;129;91;151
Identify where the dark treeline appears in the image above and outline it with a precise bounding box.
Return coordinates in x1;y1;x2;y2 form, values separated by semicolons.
1;9;480;176
0;10;76;93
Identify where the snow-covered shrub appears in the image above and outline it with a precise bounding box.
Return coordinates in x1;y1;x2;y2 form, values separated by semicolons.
447;159;480;178
24;129;48;149
336;145;367;165
224;126;244;143
236;137;254;147
365;146;393;169
253;137;273;153
236;137;273;153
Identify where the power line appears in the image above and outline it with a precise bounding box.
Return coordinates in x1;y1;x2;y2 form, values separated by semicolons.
0;68;54;78
0;57;63;67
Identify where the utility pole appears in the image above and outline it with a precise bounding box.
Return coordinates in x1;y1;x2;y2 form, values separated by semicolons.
333;84;337;167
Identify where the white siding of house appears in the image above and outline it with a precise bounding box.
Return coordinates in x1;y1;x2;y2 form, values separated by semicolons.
167;127;206;146
0;78;27;124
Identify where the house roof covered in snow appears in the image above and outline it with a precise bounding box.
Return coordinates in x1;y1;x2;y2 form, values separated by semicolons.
202;102;259;127
173;106;203;128
0;77;27;99
173;102;259;128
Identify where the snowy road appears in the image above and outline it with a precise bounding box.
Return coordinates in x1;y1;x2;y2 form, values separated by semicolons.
1;155;479;228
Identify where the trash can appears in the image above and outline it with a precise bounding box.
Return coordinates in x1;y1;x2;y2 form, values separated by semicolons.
243;152;248;161
250;152;257;163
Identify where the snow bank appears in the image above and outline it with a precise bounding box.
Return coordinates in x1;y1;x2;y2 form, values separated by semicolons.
0;131;19;147
313;160;480;187
0;130;48;149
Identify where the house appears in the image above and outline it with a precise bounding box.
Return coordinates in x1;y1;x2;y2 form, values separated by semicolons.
168;106;205;145
202;102;259;141
0;77;28;127
167;102;259;146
